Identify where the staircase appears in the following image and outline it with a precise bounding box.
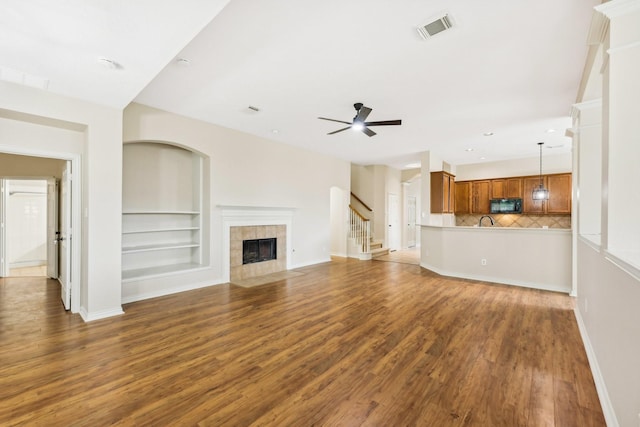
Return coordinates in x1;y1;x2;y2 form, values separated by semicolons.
349;205;389;260
369;239;390;258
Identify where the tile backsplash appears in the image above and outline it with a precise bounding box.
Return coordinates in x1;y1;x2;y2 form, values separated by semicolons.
456;214;571;229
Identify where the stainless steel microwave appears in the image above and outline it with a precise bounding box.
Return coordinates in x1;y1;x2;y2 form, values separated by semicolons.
490;198;522;214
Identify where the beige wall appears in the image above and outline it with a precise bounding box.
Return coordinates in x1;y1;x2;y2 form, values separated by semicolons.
421;225;572;293
123;103;351;301
455;153;572;181
0;152;66;178
0;81;123;321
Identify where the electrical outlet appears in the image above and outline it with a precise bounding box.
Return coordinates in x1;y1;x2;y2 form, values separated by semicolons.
481;259;487;266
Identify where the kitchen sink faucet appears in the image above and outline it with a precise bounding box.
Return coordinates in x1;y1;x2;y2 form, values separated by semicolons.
479;215;494;227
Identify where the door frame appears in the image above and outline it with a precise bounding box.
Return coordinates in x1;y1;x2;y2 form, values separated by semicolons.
387;192;401;251
0;145;81;313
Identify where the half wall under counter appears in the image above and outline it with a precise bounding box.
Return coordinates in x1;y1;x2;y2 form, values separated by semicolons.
420;225;572;293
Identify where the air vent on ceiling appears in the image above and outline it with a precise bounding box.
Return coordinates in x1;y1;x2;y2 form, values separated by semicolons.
417;13;454;40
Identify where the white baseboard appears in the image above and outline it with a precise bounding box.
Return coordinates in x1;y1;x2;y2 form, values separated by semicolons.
290;258;332;269
573;307;619;427
79;306;124;322
121;279;226;305
419;262;571;294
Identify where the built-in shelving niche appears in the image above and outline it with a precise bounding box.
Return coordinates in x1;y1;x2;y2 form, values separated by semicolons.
122;142;205;281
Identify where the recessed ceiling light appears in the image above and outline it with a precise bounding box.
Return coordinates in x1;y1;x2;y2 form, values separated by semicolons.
546;128;556;133
271;129;279;134
480;156;486;160
404;162;420;168
97;58;121;70
483;132;494;136
465;148;474;152
176;58;191;67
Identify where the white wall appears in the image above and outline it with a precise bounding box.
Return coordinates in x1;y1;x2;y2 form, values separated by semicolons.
329;186;348;257
0;80;123;321
402;177;421;248
123;103;350;301
455;153;572;181
421;225;572;293
571;4;640;426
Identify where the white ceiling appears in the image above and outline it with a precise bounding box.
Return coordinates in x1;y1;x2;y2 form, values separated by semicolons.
1;0;599;170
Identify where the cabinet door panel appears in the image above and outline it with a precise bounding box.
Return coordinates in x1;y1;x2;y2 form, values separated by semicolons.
523;177;545;213
454;182;471;214
547;174;572;214
472;181;490;214
491;179;505;199
506;178;523;198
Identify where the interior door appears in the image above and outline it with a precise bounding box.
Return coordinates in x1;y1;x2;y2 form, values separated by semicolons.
407;196;416;248
59;163;71;310
46;178;59;279
387;193;401;251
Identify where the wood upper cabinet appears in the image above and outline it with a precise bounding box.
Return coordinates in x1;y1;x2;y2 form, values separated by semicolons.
430;171;455;213
523;176;546;214
454;181;471;214
491;178;523;199
491;179;506;199
472;180;491;214
455;173;571;216
546;173;572;214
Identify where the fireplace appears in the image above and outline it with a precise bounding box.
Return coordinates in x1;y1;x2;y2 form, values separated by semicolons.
243;238;277;264
229;224;287;282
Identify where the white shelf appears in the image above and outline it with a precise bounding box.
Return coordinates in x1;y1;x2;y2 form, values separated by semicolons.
122;143;204;284
123;210;199;215
122;242;199;254
122;263;206;281
123;227;199;235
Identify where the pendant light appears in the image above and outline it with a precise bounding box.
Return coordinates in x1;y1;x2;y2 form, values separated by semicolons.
532;142;549;200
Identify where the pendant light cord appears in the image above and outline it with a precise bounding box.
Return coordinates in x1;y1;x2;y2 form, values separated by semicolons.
538;142;544;187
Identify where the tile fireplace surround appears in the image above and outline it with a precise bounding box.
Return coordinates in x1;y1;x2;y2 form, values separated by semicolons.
230;225;286;281
220;206;294;283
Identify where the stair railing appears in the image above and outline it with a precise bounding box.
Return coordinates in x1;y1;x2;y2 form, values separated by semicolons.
349;205;370;253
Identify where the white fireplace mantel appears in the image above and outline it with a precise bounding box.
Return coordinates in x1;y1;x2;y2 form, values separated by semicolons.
219;205;295;282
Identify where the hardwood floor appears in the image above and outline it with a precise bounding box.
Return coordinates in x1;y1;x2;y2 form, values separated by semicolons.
0;259;604;426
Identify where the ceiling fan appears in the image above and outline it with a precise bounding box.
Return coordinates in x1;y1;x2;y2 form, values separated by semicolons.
318;103;402;137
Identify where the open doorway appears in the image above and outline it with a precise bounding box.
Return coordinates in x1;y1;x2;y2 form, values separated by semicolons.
5;179;48;277
0;151;75;311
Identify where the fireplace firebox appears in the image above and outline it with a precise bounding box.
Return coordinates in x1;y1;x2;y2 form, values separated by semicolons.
243;238;277;265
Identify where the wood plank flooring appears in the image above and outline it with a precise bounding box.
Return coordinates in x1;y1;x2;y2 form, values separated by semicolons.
0;259;604;426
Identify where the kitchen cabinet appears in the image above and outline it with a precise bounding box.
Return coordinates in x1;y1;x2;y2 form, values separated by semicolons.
472;180;491;214
454;181;471;214
430;171;455;213
522;173;571;214
491;178;523;199
523;176;546;214
546;173;572;214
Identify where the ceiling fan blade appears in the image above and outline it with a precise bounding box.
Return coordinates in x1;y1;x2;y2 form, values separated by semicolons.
355;106;372;122
362;127;376;137
364;119;402;127
328;126;352;135
318;117;352;125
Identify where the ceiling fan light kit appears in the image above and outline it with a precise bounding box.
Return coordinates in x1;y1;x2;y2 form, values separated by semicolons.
318;102;402;137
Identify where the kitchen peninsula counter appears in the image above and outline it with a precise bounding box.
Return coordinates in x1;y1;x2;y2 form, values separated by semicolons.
420;225;572;293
